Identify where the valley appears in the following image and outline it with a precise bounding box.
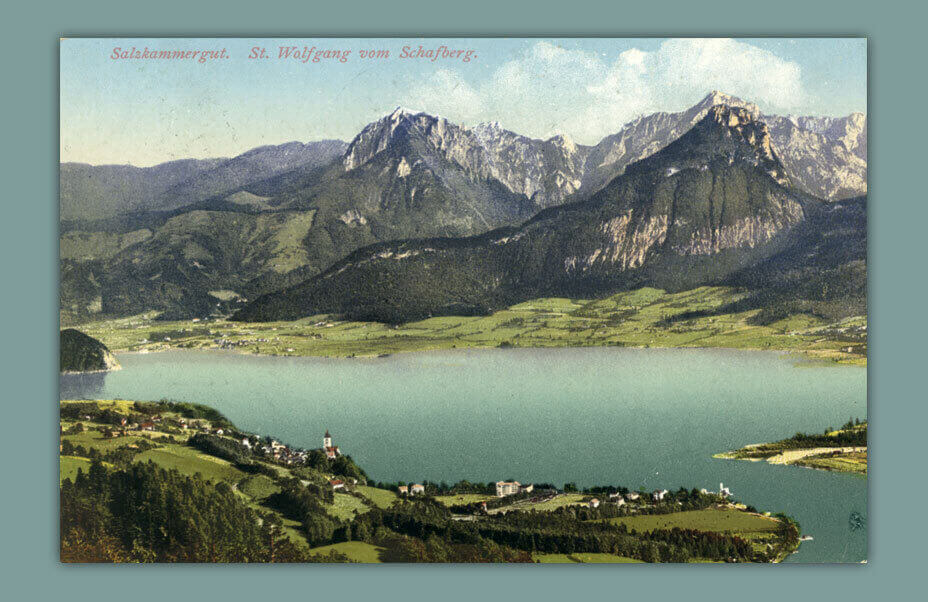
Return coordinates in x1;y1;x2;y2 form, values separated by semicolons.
78;285;866;365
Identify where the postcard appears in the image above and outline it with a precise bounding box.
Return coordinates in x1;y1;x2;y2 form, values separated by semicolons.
59;37;867;563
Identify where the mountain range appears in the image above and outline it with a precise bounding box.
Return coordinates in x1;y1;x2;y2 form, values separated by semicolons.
234;105;866;323
59;92;867;323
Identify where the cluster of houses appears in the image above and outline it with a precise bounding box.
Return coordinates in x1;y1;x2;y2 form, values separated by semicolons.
397;484;426;496
114;416;346;469
212;336;277;350
242;429;345;466
586;485;731;509
700;483;733;498
244;436;309;465
587;491;641;509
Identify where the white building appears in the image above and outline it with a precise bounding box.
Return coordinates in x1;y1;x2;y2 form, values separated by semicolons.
608;492;626;506
323;429;341;459
410;484;425;495
496;481;521;497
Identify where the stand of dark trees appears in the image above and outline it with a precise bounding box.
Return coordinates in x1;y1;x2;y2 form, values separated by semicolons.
784;422;867;449
338;498;785;563
60;460;349;562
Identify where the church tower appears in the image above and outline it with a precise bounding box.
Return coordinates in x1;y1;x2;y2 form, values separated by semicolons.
323;430;332;449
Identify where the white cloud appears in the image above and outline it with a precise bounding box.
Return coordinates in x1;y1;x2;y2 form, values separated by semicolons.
402;69;485;121
399;39;810;144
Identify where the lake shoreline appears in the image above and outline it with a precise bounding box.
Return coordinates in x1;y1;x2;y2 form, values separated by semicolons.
61;398;803;563
102;338;864;367
60;345;867;562
715;423;868;476
72;287;868;367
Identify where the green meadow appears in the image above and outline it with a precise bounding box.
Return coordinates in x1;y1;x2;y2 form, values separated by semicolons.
600;508;781;534
534;553;643;563
355;485;398;509
307;541;386;563
434;493;496;506
81;286;866;365
132;446;246;484
60;456;95;484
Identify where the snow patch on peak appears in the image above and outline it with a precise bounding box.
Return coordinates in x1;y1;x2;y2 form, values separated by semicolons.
390;106;424;118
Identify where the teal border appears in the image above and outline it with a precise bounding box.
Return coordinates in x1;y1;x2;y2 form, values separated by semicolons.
2;0;924;600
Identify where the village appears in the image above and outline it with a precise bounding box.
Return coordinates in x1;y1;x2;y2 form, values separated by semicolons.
61;406;343;469
64;405;739;517
60;399;798;563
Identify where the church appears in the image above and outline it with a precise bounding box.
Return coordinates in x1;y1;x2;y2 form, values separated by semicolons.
323;429;341;459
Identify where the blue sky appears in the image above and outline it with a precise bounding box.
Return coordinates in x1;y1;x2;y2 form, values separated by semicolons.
60;38;866;166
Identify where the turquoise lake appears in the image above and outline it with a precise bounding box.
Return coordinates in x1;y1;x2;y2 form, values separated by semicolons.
60;347;867;563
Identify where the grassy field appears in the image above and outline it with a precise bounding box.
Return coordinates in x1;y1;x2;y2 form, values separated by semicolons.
307;541;385;563
534;552;643;563
355;485;398;509
327;493;370;521
238;474;281;499
61;429;153;452
133;445;245;484
60;456;93;483
512;494;587;512
795;450;868;475
62;399;136;414
79;286;866;365
434;493;496;506
600;508;781;535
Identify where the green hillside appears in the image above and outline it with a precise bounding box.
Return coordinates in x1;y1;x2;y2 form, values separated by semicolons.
59;398;800;563
59;328;120;373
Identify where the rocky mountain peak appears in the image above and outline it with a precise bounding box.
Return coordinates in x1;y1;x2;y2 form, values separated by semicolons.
695;91;759;115
343;108;438;170
473;121;503;135
547;133;577;153
624;104;790;188
341;109;591;209
700;105;786;183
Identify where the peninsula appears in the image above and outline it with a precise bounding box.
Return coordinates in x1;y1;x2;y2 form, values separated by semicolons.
715;420;867;475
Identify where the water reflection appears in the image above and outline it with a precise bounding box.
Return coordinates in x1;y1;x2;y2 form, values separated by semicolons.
60;371;107;400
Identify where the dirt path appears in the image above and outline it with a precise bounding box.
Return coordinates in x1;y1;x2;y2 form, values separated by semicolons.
767;447;866;465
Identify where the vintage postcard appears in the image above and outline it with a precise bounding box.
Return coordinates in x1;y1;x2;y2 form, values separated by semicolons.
59;37;867;563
